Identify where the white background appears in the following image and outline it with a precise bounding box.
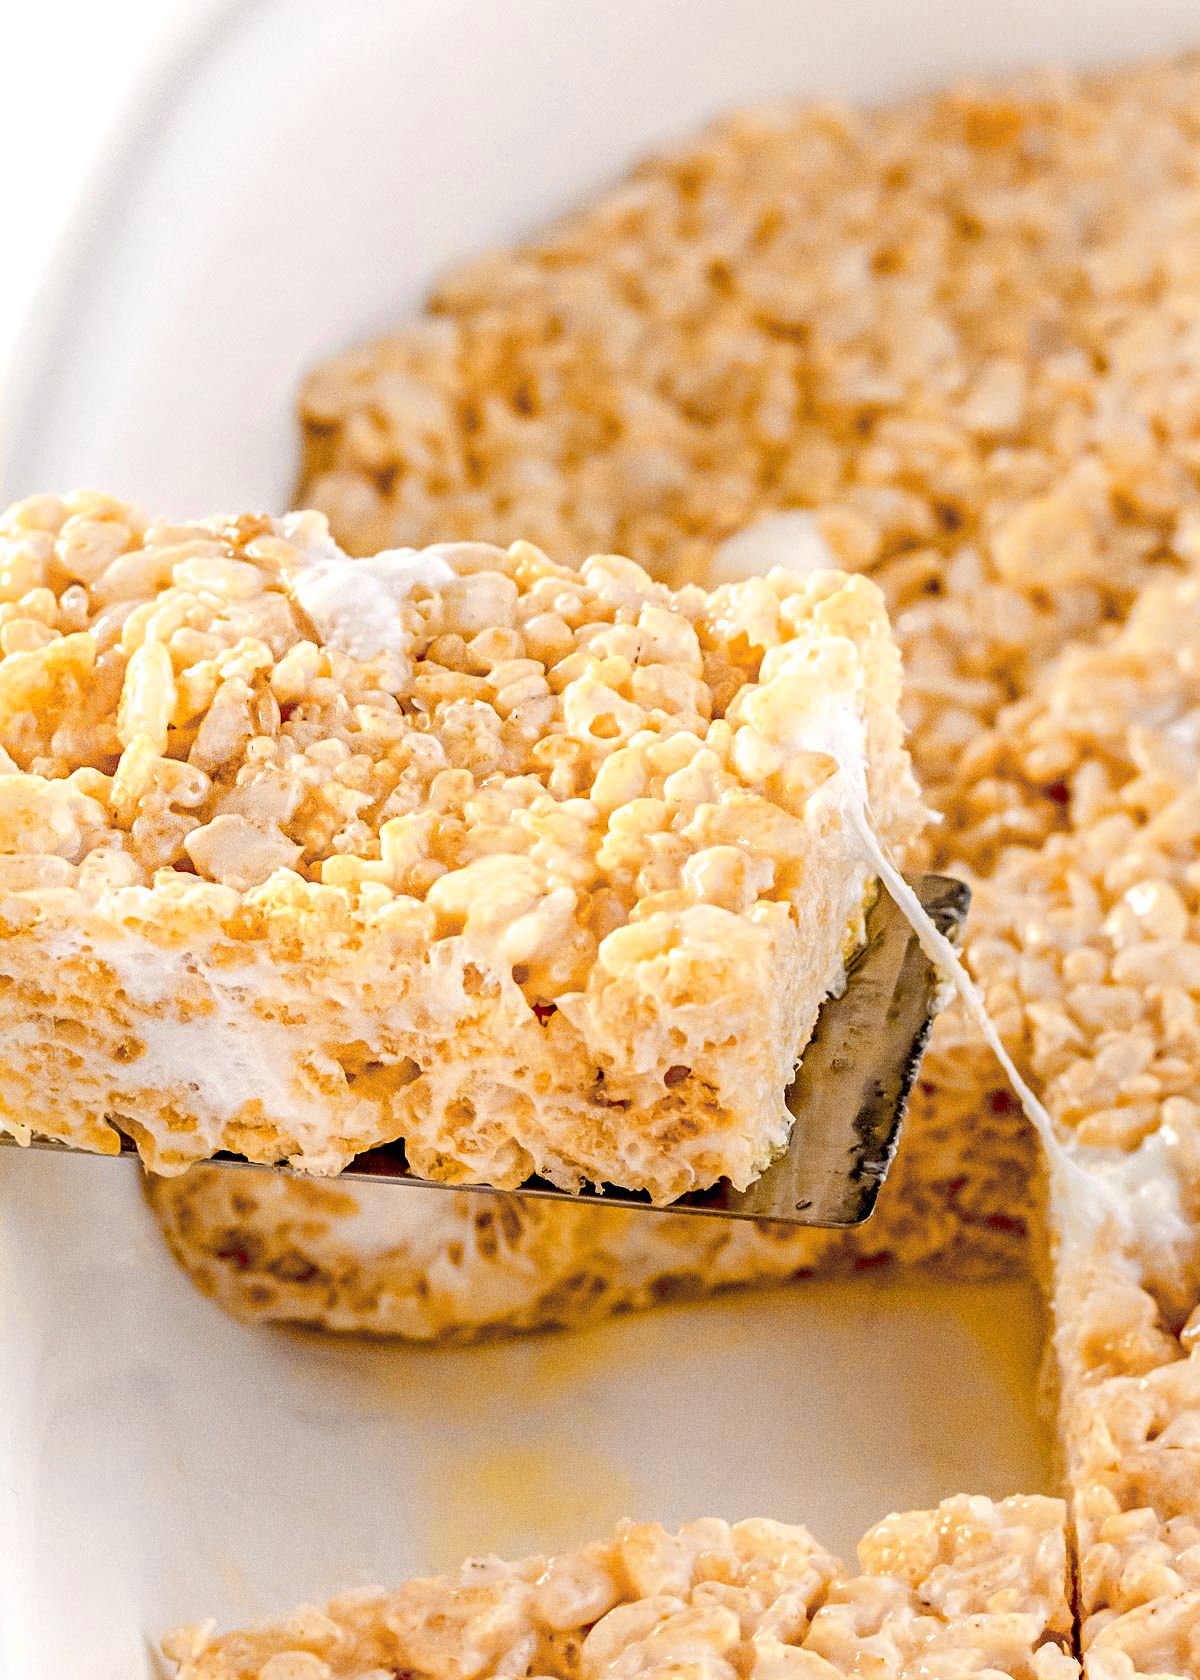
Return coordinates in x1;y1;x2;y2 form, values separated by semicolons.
0;0;214;391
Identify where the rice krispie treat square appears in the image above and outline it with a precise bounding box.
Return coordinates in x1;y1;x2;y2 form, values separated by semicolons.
952;577;1200;1673
164;1499;1076;1680
1051;1229;1200;1680
0;493;923;1200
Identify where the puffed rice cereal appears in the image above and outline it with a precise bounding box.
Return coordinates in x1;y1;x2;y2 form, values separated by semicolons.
0;493;924;1200
165;1498;1076;1680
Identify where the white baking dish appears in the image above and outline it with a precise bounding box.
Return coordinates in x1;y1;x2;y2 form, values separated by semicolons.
1;2;1197;1675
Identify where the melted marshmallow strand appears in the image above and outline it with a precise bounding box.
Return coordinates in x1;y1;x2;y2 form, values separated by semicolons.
779;670;1072;1183
848;793;1194;1266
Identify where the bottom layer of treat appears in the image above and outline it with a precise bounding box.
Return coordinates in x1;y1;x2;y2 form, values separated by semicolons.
143;997;1038;1343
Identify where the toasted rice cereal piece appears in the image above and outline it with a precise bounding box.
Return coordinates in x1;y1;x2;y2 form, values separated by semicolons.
1081;1590;1200;1680
298;56;1200;823
0;493;924;1201
165;1498;1075;1679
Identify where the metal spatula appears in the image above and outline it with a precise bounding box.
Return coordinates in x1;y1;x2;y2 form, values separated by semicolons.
3;874;968;1228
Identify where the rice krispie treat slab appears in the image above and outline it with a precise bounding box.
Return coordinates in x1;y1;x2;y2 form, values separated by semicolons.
165;1498;1077;1680
934;580;1200;1675
956;578;1200;1188
240;50;1200;1336
1052;1229;1200;1678
297;56;1200;823
0;492;923;1200
148;547;1200;1354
